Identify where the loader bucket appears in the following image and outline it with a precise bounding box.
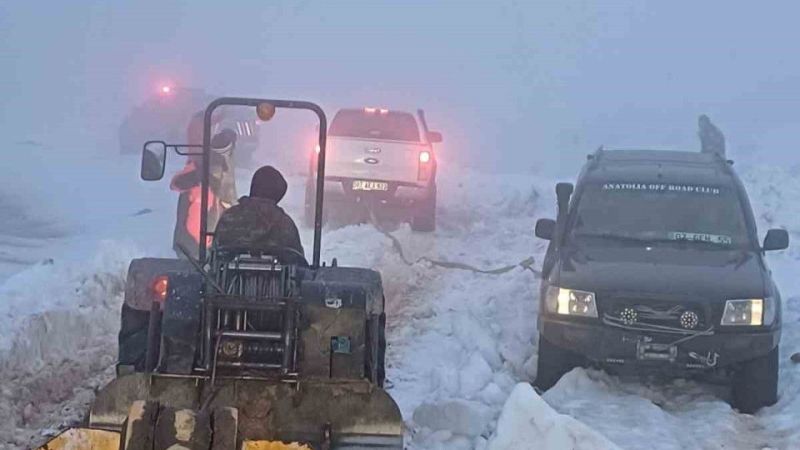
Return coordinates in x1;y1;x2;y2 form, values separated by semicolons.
40;373;403;450
36;429;120;450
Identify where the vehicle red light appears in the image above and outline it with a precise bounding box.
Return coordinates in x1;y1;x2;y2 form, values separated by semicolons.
152;275;169;303
315;144;321;154
364;107;377;114
160;85;172;95
418;151;433;181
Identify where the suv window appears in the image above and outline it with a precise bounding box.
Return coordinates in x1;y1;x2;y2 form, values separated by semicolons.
329;110;420;142
569;181;750;248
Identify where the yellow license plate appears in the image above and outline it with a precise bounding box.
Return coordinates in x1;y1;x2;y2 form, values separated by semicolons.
352;180;389;191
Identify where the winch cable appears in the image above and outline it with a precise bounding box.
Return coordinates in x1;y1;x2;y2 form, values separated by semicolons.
604;316;715;342
667;326;715;346
367;208;540;277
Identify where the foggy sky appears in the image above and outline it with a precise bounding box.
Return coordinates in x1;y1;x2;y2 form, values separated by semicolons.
2;0;799;174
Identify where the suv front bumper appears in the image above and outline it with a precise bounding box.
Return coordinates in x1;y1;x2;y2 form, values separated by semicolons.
540;317;779;371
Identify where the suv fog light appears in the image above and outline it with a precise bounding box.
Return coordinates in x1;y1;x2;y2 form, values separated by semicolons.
680;310;699;329
721;298;773;326
545;286;598;318
620;307;638;325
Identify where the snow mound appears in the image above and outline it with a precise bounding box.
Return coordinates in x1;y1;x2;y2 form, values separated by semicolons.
413;399;494;438
0;241;140;448
488;383;620;450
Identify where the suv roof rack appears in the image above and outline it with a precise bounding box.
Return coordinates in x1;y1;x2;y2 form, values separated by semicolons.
584;146;735;177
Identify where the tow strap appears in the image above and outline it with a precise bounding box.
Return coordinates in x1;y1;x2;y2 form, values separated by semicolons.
368;210;540;277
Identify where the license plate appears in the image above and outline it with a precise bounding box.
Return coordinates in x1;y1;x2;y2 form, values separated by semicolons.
352;180;388;191
636;342;677;362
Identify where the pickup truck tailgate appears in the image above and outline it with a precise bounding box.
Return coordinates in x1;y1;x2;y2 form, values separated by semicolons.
326;136;427;184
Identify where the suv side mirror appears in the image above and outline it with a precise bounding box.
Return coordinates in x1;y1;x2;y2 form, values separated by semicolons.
535;218;556;240
427;131;443;144
141;141;167;181
763;229;789;251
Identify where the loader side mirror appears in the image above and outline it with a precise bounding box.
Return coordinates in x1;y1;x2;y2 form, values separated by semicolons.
763;229;789;251
535;218;556;240
427;131;443;144
141;141;167;181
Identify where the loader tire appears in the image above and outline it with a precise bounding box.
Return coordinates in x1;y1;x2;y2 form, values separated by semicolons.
378;312;387;387
732;346;779;414
534;334;584;391
118;305;150;373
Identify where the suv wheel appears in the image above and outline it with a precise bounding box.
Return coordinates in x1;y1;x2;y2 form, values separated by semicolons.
534;334;584;391
732;346;779;414
411;185;436;232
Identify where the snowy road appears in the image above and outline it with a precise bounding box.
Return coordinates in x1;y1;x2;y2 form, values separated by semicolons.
1;152;799;449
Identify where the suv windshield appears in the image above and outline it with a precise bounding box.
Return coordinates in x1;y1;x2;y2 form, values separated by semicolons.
570;181;750;248
329;110;420;142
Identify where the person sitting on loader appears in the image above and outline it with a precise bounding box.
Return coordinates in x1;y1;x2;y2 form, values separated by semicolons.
213;165;306;264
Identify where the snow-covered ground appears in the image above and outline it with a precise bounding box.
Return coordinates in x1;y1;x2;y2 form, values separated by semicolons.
1;148;799;449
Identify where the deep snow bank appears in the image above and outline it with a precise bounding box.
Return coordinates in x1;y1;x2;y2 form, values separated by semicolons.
0;241;141;448
489;383;620;450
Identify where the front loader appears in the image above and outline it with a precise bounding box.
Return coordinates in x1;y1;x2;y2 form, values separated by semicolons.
39;98;402;450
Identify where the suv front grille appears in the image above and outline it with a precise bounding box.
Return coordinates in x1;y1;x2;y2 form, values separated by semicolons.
601;298;710;331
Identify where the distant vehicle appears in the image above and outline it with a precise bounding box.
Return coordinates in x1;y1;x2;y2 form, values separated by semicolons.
533;148;789;414
119;86;259;166
305;107;442;231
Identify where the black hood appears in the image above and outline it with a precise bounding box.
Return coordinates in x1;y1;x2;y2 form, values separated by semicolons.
555;243;766;301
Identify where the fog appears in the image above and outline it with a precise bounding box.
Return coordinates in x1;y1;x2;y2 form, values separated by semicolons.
2;1;800;174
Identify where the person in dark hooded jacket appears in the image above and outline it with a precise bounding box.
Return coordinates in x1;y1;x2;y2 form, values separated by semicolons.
213;166;305;263
698;114;726;156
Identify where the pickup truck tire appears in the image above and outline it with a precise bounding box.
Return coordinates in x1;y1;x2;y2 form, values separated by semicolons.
303;179;318;229
534;333;584;391
732;346;779;414
411;185;436;232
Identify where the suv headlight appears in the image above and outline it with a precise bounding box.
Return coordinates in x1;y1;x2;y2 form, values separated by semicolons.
720;298;775;326
545;286;598;318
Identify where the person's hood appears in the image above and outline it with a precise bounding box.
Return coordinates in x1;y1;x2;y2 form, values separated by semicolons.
237;196;282;210
554;243;766;301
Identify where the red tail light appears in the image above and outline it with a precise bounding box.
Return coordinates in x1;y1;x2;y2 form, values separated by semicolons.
418;151;433;181
152;275;169;304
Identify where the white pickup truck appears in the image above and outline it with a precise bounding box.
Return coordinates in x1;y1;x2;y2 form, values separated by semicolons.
305;107;442;231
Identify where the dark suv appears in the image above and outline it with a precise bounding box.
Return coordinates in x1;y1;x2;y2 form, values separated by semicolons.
533;149;789;413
